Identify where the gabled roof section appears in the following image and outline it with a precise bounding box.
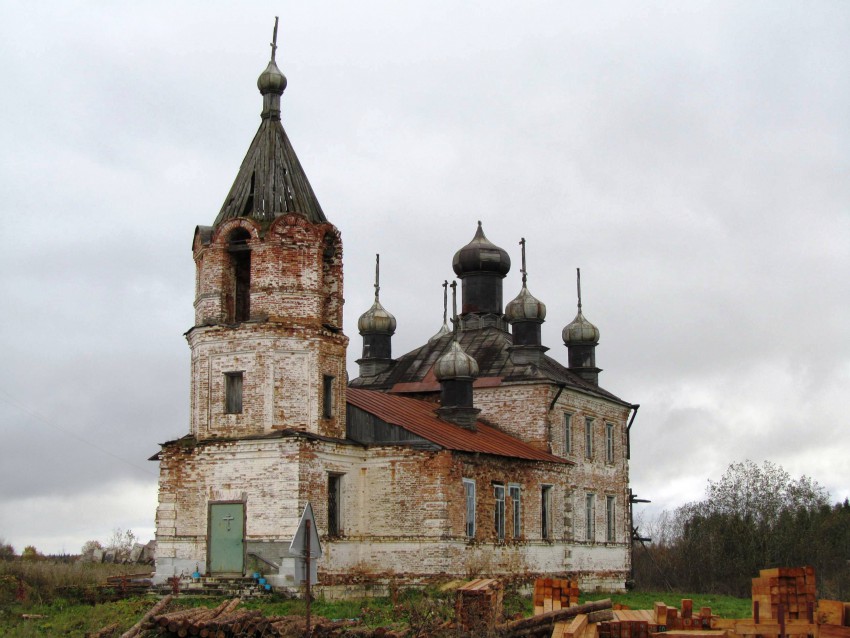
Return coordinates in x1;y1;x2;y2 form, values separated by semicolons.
350;326;630;407
346;387;568;464
213;34;327;228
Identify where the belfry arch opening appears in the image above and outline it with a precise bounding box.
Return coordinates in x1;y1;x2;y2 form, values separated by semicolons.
228;228;251;323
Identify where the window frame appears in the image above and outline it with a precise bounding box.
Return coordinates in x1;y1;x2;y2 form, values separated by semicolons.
463;479;476;539
606;495;616;542
494;484;506;541
585;492;596;542
564;413;573;456
508;484;521;539
541;485;553;540
224;371;244;414
605;422;615;463
585;417;594;459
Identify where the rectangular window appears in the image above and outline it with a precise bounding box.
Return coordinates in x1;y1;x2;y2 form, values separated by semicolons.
328;474;342;537
541;485;553;540
323;375;335;418
606;495;616;542
564;413;573;455
585;417;594;459
494;484;506;540
463;479;476;539
224;372;243;414
606;422;615;463
509;484;521;539
585;493;596;541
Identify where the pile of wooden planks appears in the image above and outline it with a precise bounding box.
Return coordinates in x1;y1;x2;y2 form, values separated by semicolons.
456;578;504;632
752;566;817;622
534;577;580;615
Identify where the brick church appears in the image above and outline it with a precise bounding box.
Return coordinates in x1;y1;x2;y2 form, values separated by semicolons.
152;31;638;591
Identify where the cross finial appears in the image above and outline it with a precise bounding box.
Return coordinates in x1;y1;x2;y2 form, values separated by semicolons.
576;267;582;311
442;280;448;324
374;254;380;301
270;16;279;62
450;280;458;334
519;237;527;285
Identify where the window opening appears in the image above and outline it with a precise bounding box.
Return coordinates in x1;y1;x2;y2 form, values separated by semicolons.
494;484;506;540
606;422;615;463
509;484;521;538
323;375;335;418
541;485;553;540
328;474;342;537
224;372;243;414
228;229;251;323
585;493;596;541
585;417;594;459
564;413;573;455
606;495;616;542
463;479;476;539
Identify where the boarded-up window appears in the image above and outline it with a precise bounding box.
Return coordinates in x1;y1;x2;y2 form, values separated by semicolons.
224;372;243;414
585;418;594;459
564;413;573;455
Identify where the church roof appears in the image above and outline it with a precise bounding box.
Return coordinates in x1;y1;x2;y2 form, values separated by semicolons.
350;326;630;407
347;388;568;463
213;42;327;227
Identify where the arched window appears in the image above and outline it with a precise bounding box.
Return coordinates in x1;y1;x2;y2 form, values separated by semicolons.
228;228;251;322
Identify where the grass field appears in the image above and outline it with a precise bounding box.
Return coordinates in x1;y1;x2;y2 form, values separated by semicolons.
0;581;753;637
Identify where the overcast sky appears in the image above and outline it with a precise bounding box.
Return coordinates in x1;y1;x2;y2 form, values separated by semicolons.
1;1;847;554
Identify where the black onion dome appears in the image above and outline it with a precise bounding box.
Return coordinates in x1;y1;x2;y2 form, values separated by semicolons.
434;340;480;380
452;221;511;277
358;299;397;336
505;284;547;322
562;309;600;345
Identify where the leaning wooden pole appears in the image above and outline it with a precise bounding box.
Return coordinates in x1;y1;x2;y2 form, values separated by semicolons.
499;598;614;638
119;593;173;638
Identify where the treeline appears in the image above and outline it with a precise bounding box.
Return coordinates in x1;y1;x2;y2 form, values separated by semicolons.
633;460;850;599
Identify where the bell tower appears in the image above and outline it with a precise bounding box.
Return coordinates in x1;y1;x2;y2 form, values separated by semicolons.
187;21;347;440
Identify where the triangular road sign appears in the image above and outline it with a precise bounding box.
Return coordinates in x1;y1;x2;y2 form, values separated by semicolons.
289;502;323;558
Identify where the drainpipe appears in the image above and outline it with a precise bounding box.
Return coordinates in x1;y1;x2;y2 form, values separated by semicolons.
625;404;639;460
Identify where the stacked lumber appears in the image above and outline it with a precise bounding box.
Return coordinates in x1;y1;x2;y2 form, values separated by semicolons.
456;578;504;632
751;567;817;621
533;577;580;614
649;600;716;632
498;598;614;638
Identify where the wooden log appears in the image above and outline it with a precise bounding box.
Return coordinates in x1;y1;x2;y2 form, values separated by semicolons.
118;594;173;638
88;622;120;638
500;599;613;638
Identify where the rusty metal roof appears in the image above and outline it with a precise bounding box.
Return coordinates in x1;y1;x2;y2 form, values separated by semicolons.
346;387;569;464
350;326;630;407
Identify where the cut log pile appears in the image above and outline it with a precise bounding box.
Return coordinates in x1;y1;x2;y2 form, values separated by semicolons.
752;567;817;622
455;577;504;632
534;577;581;614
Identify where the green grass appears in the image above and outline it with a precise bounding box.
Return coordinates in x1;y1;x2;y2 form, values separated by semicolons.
0;585;752;636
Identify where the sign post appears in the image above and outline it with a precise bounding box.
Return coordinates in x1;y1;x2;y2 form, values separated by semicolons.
289;503;322;637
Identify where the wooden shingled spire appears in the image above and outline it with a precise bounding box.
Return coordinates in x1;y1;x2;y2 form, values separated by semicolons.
213;18;327;227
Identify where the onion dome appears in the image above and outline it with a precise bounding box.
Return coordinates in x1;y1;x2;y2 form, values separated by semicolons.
452;221;511;277
506;285;547;322
434;340;480;380
562;308;600;345
429;322;451;342
257;59;287;95
358;299;397;335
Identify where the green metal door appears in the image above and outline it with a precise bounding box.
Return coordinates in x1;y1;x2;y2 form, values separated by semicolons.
208;503;244;574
